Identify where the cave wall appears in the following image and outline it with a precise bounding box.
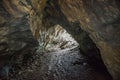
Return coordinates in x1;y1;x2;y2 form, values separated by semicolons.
58;0;120;80
0;0;120;80
29;0;120;80
0;0;38;65
29;0;102;60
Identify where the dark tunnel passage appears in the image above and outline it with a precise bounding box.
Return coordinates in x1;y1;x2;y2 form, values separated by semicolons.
0;24;112;80
0;0;120;80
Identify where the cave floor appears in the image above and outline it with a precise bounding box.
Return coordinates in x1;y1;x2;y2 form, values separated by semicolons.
6;46;112;80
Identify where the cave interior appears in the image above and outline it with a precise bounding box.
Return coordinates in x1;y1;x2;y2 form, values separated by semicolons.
0;0;120;80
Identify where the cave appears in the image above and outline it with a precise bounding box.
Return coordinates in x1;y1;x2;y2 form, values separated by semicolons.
0;0;120;80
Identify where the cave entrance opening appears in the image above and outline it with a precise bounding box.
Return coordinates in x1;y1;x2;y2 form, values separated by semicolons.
37;25;79;52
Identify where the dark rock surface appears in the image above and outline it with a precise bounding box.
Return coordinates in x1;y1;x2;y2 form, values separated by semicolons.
58;1;120;80
0;0;38;68
9;47;112;80
29;0;120;79
0;0;120;80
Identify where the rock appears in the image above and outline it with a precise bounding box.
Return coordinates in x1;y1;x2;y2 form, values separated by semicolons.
0;64;11;79
0;0;120;80
28;0;120;80
58;0;120;80
0;0;38;66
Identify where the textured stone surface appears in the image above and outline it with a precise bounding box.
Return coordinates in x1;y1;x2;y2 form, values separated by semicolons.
58;1;120;80
0;0;120;80
35;25;79;51
29;0;103;67
0;0;38;66
28;0;120;80
10;47;112;80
